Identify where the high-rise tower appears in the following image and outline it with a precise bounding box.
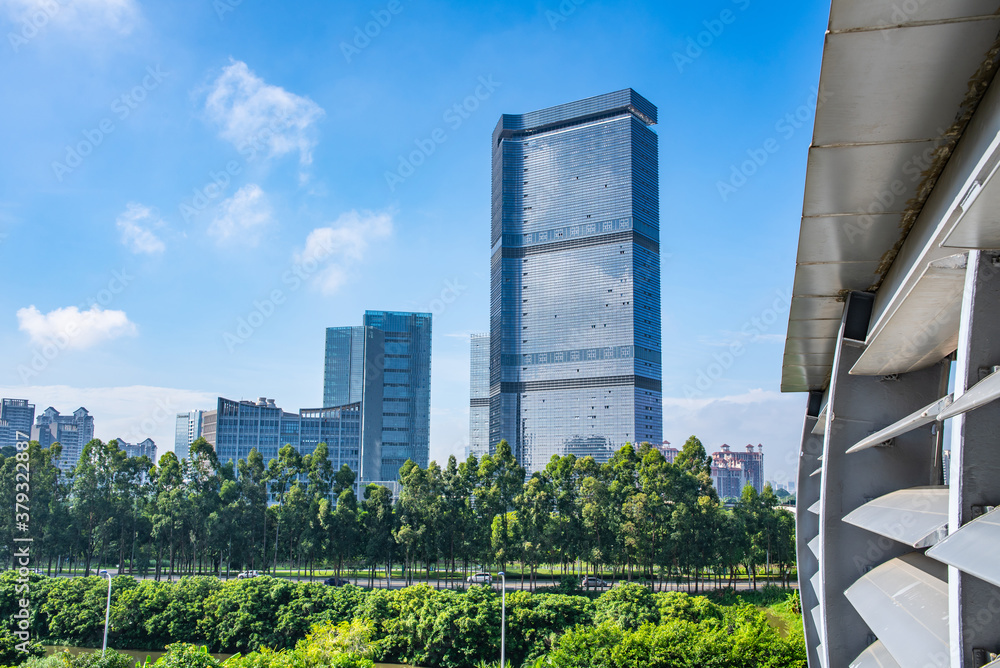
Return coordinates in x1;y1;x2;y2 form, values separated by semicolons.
490;89;662;474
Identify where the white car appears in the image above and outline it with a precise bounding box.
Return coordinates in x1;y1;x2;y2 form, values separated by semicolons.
237;570;260;579
466;572;492;585
581;575;610;588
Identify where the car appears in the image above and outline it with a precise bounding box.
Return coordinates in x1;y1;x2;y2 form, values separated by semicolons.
581;576;610;588
323;577;350;587
236;570;260;580
466;572;492;585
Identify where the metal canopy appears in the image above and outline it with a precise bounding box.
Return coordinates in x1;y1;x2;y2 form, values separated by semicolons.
846;395;953;454
849;640;902;668
926;507;1000;588
782;2;1000;393
850;255;968;376
844;553;949;668
843;486;949;548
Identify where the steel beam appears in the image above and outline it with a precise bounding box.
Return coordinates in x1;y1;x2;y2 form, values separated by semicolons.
947;250;1000;667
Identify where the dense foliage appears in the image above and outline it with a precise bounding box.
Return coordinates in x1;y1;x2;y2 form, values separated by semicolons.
0;575;804;668
0;436;793;591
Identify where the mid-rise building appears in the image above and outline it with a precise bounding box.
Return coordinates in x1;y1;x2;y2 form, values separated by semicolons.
203;397;380;482
469;333;490;457
32;406;94;471
654;440;678;463
0;398;35;448
174;410;204;461
710;444;764;499
117;437;157;460
489;89;663;474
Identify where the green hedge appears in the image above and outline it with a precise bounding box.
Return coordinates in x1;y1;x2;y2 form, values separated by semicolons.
0;574;804;668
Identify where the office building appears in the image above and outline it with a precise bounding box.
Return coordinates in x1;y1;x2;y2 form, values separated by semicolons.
0;398;34;449
489;89;663;475
469;333;490;457
710;444;764;500
363;311;431;479
202;397;382;483
784;4;1000;665
324;313;431;482
174;410;204;461
117;437;157;460
32;406;94;471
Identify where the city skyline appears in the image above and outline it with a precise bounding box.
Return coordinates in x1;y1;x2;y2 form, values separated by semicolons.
0;2;831;485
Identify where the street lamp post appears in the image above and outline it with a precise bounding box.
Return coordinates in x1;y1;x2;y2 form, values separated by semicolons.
99;570;112;656
497;571;506;668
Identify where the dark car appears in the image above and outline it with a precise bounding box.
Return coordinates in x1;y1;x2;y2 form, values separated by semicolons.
323;577;351;587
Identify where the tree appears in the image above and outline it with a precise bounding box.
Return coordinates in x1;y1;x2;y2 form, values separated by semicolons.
476;440;525;571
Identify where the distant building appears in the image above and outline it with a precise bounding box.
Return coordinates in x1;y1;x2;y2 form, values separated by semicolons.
324;312;431;482
943;449;951;484
469;333;490;457
203;396;385;484
654;440;678;463
0;398;34;449
710;444;764;499
363;311;431;480
33;406;94;471
174;410;204;461
117;437;157;460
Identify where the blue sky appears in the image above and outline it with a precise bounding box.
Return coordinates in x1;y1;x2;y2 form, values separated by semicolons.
0;0;830;485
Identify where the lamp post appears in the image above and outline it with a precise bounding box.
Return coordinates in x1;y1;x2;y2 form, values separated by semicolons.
99;570;112;656
497;571;506;668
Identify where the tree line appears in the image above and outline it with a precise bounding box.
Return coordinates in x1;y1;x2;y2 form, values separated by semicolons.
0;435;794;589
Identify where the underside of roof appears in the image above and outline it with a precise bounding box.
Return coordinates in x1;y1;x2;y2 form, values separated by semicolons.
782;1;1000;393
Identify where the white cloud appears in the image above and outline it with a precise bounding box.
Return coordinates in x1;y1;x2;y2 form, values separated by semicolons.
204;59;324;166
662;389;804;485
209;184;271;245
294;209;393;294
17;304;137;349
116;202;165;254
0;385;217;455
2;0;139;35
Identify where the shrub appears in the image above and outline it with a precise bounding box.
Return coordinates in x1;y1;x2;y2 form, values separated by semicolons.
592;584;658;630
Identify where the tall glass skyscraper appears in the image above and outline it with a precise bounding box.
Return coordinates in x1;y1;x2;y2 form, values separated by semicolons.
363;311;431;479
490;89;662;475
469;333;490;457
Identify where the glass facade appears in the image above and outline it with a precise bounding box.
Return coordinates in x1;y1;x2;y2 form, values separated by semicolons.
173;410;203;461
363;310;432;479
207;397;363;475
490;89;662;475
0;398;34;449
469;333;490;456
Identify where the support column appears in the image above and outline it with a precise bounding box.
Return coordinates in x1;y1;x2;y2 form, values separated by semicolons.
949;250;1000;667
819;293;950;668
796;390;824;668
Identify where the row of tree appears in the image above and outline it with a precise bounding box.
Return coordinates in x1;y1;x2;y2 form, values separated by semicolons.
0;436;794;589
